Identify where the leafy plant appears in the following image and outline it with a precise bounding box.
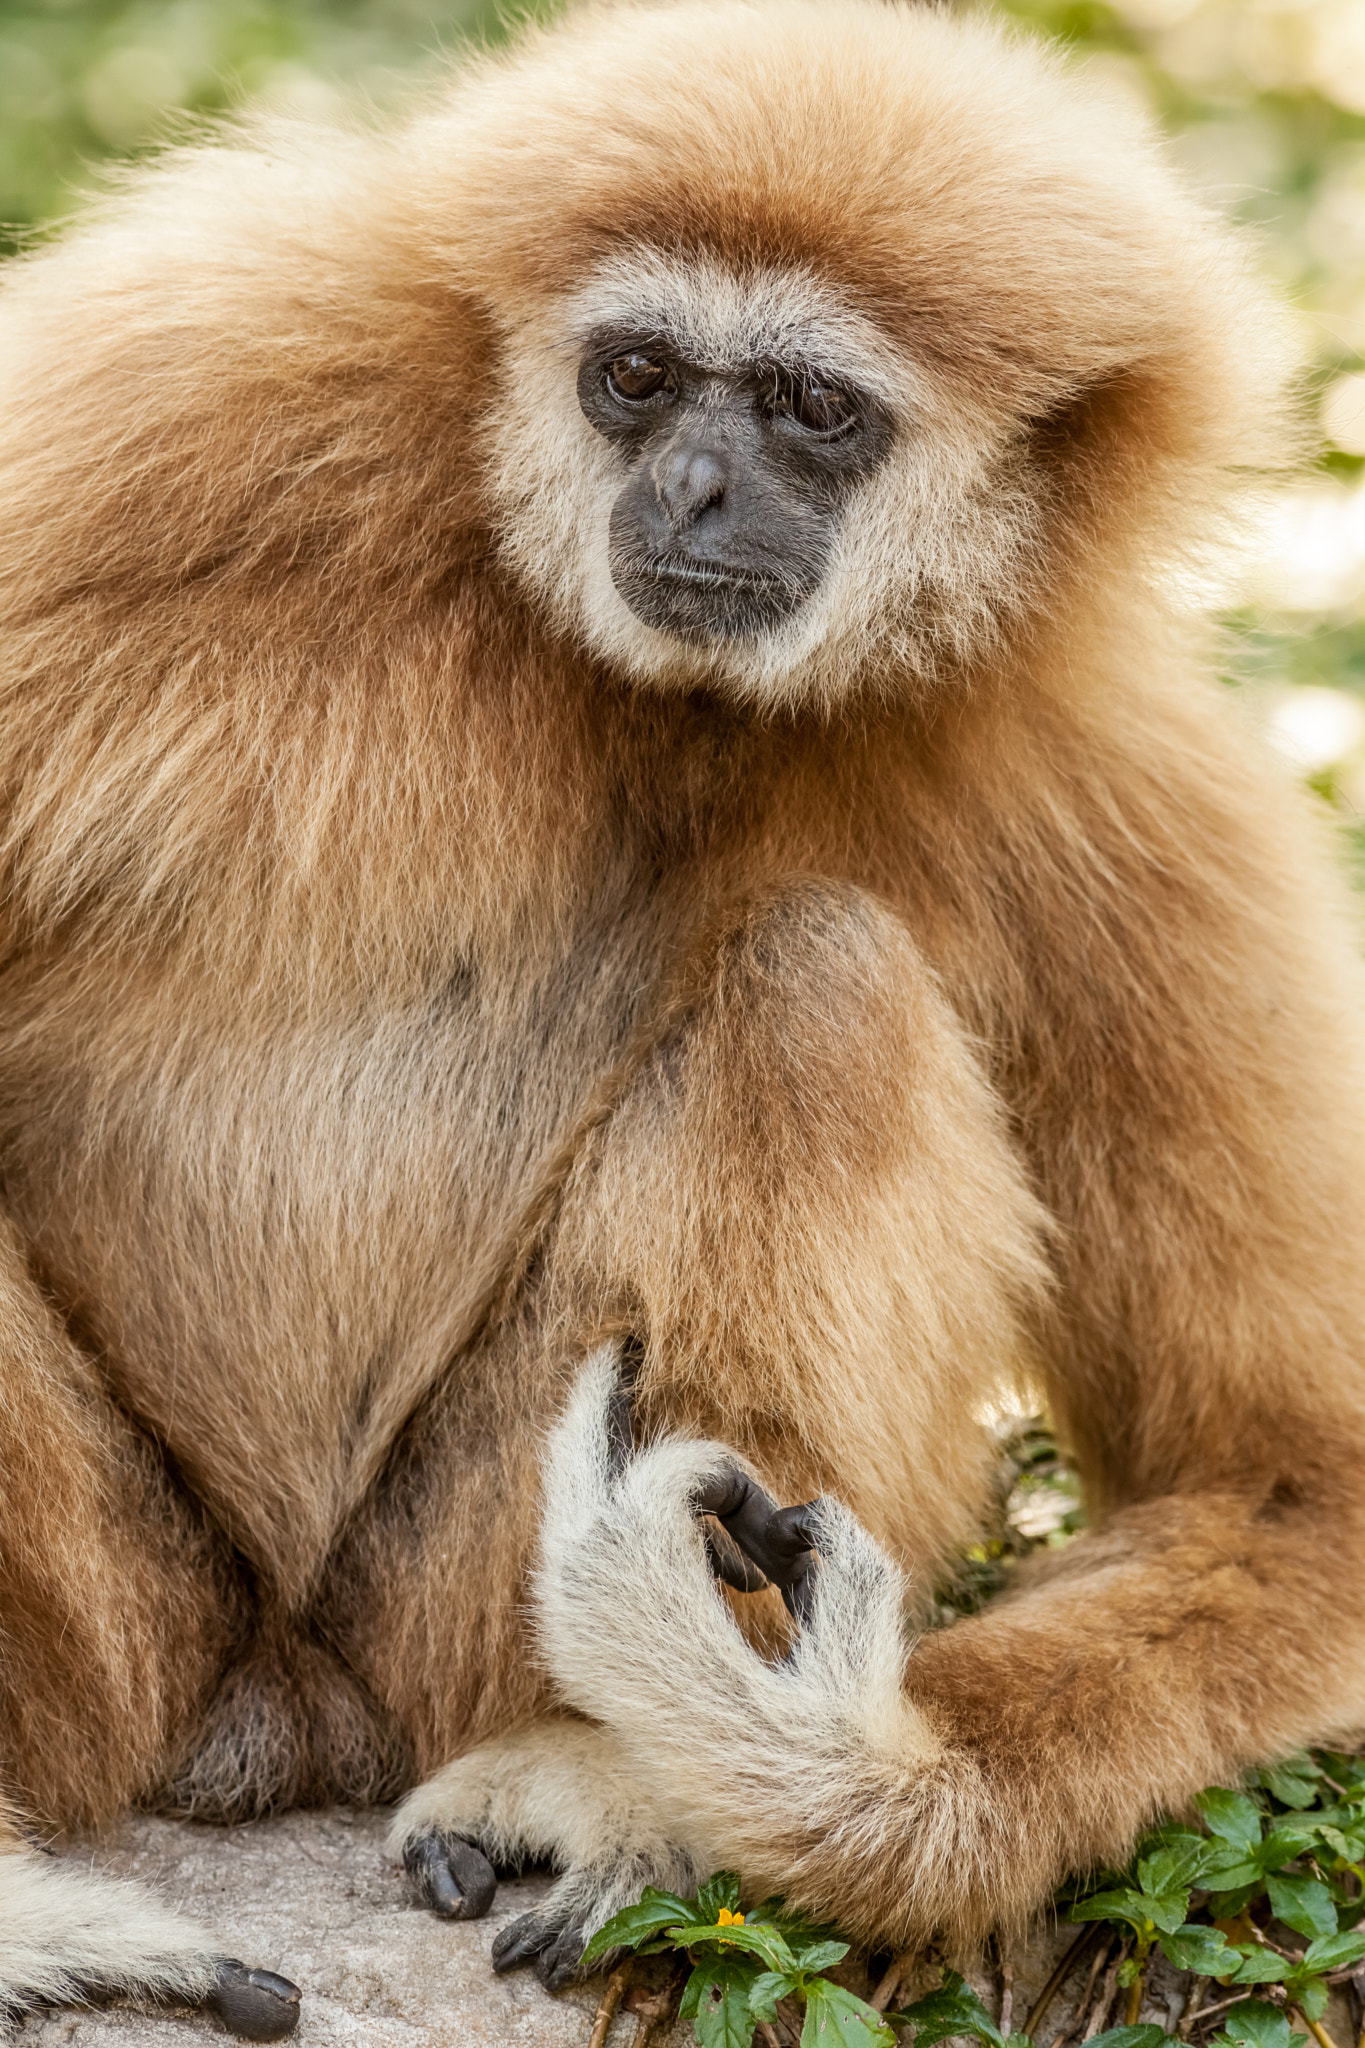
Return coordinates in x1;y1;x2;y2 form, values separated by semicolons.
1063;1751;1365;2038
584;1748;1365;2048
580;1869;896;2046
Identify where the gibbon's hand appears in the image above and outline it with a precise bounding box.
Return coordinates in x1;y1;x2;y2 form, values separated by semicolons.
534;1346;921;1760
692;1463;823;1624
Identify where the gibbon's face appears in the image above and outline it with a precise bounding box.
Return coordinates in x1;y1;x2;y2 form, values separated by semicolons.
489;251;1045;716
443;0;1288;716
575;326;894;644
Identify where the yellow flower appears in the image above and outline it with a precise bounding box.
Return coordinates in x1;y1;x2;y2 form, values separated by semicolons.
716;1908;745;1927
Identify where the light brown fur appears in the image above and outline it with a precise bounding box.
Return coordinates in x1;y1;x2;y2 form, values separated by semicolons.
1;0;1364;2003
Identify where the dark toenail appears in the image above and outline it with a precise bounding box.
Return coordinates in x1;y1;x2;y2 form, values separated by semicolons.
206;1959;301;2041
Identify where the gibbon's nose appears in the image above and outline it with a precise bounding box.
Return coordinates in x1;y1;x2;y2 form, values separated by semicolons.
653;444;726;530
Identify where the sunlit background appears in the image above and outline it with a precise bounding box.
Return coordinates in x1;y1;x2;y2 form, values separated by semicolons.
2;0;1365;835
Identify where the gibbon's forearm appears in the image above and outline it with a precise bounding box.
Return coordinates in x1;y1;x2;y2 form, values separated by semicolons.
525;1358;1365;1956
544;875;1052;1572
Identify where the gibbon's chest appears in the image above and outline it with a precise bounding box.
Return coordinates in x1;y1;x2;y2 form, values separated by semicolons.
0;890;668;1583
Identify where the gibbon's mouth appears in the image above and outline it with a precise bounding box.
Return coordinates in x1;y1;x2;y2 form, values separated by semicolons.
609;550;808;644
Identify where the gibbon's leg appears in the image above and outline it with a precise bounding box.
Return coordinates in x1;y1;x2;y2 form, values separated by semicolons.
373;879;1051;1964
0;1215;300;2040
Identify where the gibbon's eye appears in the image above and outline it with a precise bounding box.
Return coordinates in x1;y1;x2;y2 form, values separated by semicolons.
766;372;854;436
607;353;672;401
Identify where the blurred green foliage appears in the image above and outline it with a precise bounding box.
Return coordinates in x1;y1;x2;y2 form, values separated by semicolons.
3;0;1365;788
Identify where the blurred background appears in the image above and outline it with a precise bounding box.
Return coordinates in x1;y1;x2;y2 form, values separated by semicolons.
1;0;1364;834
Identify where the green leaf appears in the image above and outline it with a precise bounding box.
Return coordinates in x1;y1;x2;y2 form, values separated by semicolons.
1159;1924;1233;1973
747;1971;799;2025
1229;1950;1289;1985
1198;1791;1266;1854
683;1954;760;2048
1318;1825;1365;1863
697;1873;744;1922
579;1887;701;1967
1206;1873;1268;1901
798;1939;852;1972
1261;1825;1321;1870
1266;1873;1337;1941
800;1978;896;2046
1253;1758;1323;1811
1139;1845;1209;1898
686;1920;798;1974
1294;1978;1329;2024
1303;1930;1365;1972
893;1969;1005;2048
1212;2000;1307;2048
1083;2028;1167;2048
1070;1889;1155;1933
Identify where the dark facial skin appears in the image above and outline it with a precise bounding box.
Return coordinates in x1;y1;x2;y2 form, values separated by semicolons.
576;328;894;643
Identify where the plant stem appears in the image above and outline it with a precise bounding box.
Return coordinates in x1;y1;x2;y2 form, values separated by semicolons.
872;1951;919;2014
1125;1967;1145;2026
1179;1976;1210;2039
1024;1925;1105;2039
1292;2006;1341;2048
588;1965;631;2048
1083;1938;1131;2041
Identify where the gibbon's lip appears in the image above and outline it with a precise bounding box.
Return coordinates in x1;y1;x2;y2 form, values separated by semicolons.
642;556;785;595
608;547;809;644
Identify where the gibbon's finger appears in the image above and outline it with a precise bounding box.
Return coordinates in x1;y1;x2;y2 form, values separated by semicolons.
401;1831;498;1921
692;1463;822;1620
205;1961;301;2042
534;1926;592;1993
702;1515;771;1592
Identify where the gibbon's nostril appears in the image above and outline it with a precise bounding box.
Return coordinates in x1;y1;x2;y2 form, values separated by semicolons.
654;446;726;527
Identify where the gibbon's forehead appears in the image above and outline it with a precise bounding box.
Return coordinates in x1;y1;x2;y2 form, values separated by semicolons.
429;0;1210;415
567;249;920;414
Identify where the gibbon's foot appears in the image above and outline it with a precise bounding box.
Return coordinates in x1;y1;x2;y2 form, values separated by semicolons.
0;1838;255;2040
491;1901;589;1992
693;1463;822;1622
401;1829;498;1921
390;1719;698;1986
204;1961;302;2041
490;1851;696;1993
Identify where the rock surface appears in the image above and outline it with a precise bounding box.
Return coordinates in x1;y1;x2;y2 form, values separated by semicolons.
20;1809;688;2048
22;1809;1355;2048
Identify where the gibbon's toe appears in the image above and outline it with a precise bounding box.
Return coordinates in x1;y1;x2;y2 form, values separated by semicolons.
402;1830;498;1920
692;1462;823;1623
490;1909;590;1991
205;1961;301;2041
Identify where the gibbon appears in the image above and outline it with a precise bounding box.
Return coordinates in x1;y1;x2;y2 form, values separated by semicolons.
1;0;1363;2036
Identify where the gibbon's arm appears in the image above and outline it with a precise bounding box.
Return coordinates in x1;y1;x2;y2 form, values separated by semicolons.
517;701;1365;1952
